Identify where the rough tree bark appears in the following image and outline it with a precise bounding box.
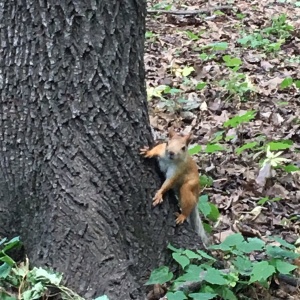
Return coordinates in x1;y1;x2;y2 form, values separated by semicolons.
0;0;203;299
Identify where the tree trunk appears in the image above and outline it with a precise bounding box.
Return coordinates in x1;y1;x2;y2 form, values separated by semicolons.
0;1;202;299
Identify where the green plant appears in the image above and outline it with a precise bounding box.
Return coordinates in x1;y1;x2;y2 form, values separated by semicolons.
0;237;102;300
185;31;200;41
150;1;172;10
219;71;255;100
224;110;256;128
238;14;293;52
145;31;157;41
146;234;299;300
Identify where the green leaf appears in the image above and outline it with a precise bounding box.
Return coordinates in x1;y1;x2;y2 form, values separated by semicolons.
223;233;245;247
275;259;297;274
257;197;269;206
266;246;300;259
145;266;173;285
249;261;275;283
198;195;211;217
295;80;300;88
180;264;204;282
196;250;216;261
224;111;256;128
216;286;238;300
267;140;293;150
207;203;220;222
205;144;225;153
167;243;183;253
284;164;300;172
166;291;187;300
199;175;213;187
280;77;293;89
183;249;202;260
0;255;15;266
222;55;242;67
196;82;207;90
271;236;295;250
182;66;194;77
238;238;265;253
172;253;190;270
235;142;258;155
30;267;62;285
204;268;227;285
189;292;217;300
209;42;228;51
2;236;21;253
0;238;7;246
189;144;201;155
0;292;17;300
0;263;11;279
176;268;203;282
232;256;253;276
94;296;109;300
185;31;199;41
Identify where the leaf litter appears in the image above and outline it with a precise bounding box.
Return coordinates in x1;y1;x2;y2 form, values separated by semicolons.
145;0;300;298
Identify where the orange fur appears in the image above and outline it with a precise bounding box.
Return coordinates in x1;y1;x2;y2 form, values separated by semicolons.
140;129;200;225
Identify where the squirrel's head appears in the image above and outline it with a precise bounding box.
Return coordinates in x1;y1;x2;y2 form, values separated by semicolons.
166;128;192;161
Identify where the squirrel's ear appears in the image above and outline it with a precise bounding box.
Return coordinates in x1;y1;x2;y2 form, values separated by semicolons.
185;133;193;145
168;128;176;138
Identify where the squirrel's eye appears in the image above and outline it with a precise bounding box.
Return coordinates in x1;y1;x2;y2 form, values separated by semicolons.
181;145;186;151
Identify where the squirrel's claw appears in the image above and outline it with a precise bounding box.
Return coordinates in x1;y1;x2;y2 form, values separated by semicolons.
140;146;150;157
153;191;163;206
175;213;187;225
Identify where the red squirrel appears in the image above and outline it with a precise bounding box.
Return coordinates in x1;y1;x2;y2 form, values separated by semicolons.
140;128;208;245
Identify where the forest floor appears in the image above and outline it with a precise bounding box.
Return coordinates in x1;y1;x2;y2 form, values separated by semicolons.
145;0;300;298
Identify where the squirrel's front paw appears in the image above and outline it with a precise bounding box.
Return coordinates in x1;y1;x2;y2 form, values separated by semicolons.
175;213;187;225
153;192;163;206
140;146;151;157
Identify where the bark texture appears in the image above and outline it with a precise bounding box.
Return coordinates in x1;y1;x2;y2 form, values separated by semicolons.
0;1;203;299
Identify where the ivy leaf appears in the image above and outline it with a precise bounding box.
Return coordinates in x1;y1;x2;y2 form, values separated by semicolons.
280;77;293;89
267;140;293;150
2;237;21;253
0;263;11;279
275;259;297;274
0;292;17;300
188;144;201;155
189;292;217;300
249;261;275;283
167;243;183;253
183;250;202;260
198;195;211;217
271;236;295;250
166;291;187;300
284;164;300;172
145;266;173;285
216;287;238;300
207;203;220;222
172;253;190;270
203;268;227;285
235;142;258;155
205;144;225;153
266;246;300;259
232;256;252;276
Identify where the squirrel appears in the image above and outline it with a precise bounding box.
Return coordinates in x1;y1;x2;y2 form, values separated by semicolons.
140;128;208;246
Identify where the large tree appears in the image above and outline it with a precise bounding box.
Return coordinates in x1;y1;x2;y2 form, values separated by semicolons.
0;0;202;299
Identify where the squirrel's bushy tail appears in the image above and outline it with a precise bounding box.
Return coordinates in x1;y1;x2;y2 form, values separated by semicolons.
188;206;209;248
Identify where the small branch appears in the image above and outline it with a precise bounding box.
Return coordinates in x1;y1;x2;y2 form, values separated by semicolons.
147;5;233;16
